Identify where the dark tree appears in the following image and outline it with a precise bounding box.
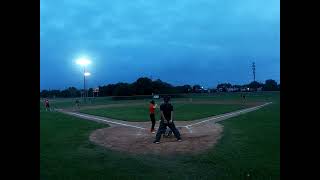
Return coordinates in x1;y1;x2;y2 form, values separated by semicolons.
192;85;202;93
248;81;263;91
263;79;278;91
132;77;153;95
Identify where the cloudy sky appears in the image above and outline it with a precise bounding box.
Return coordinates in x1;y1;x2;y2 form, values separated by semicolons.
40;0;280;90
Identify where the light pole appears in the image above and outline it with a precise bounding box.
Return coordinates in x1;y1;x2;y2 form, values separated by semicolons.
84;72;91;101
83;66;86;99
76;58;91;102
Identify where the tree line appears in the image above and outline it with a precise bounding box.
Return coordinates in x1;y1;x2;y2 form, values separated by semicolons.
40;77;280;98
216;79;280;92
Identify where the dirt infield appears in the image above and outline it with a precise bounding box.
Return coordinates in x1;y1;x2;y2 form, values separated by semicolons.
90;122;223;155
57;102;272;155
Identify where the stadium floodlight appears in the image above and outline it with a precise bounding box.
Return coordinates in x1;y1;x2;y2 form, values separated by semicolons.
76;57;92;102
76;57;91;66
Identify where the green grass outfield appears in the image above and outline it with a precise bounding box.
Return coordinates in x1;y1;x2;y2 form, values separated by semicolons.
40;92;279;179
40;92;274;110
79;103;249;121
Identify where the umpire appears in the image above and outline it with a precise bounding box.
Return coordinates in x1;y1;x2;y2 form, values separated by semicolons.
154;96;182;144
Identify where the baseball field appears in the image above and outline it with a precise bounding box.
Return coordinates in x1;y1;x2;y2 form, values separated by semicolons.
40;92;279;179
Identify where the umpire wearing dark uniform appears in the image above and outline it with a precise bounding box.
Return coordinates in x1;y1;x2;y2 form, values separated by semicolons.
153;96;182;144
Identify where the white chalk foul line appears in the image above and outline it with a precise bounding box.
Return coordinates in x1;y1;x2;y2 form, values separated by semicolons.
65;112;146;130
59;102;272;131
185;126;193;133
183;102;272;128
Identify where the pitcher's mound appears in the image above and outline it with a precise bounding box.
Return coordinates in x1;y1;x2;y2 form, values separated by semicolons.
90;123;223;155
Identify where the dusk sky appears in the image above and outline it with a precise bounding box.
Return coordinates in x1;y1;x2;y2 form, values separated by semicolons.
40;0;280;90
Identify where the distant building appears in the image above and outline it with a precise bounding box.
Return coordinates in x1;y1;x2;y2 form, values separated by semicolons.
195;87;210;93
240;87;250;92
218;88;224;92
201;88;209;93
226;88;233;92
226;87;240;92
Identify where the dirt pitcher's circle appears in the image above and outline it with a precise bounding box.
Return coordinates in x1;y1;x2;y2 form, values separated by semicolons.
89;123;223;155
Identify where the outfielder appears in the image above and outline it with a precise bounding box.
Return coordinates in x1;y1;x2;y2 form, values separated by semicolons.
44;99;50;111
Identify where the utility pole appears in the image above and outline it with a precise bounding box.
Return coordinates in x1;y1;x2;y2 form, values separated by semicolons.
252;62;256;82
